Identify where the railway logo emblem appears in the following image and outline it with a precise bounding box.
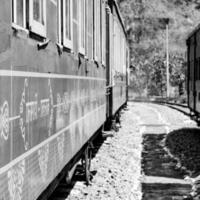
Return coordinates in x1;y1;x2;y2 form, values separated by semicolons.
7;160;26;200
0;101;9;141
19;79;54;150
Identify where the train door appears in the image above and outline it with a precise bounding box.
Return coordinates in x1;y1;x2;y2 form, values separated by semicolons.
188;36;195;111
194;34;197;112
187;39;190;108
195;31;200;113
105;7;113;120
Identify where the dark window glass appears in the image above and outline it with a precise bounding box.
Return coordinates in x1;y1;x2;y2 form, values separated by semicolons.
79;0;85;49
65;0;71;40
33;0;44;25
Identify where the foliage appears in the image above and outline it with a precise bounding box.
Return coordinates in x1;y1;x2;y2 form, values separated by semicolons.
118;0;200;97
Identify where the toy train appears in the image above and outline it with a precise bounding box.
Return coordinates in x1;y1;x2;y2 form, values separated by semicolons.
0;0;129;200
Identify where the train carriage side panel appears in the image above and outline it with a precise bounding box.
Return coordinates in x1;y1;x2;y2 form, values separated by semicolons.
0;1;106;200
112;4;127;115
195;30;200;113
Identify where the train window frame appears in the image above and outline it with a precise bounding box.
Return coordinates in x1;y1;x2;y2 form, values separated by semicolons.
114;18;120;73
29;0;47;38
85;0;88;58
101;1;106;66
94;0;101;62
12;0;27;30
78;0;86;55
63;0;73;49
57;0;62;44
94;1;97;61
84;0;94;60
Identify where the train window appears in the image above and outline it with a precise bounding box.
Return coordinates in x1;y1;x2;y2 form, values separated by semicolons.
58;0;73;49
63;0;73;48
79;0;86;55
114;20;120;73
57;0;61;43
12;0;26;28
94;0;101;61
113;20;117;72
29;0;47;37
101;2;106;65
85;0;93;59
85;0;88;57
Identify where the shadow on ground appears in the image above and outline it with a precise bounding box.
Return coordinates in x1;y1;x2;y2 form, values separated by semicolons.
142;131;192;200
142;133;188;178
166;128;200;177
49;134;105;200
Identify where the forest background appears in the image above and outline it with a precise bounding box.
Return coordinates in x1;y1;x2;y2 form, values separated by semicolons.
118;0;200;100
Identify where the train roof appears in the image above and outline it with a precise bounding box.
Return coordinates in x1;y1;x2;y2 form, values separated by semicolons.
109;0;127;37
187;23;200;41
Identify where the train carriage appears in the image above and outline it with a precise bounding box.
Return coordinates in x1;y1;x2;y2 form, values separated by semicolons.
187;25;200;115
106;0;128;122
0;0;129;200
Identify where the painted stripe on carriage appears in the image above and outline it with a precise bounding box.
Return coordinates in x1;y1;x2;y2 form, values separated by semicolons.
53;94;106;108
0;70;106;81
0;104;106;175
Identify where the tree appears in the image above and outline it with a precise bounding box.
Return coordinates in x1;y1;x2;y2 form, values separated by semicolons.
118;0;200;97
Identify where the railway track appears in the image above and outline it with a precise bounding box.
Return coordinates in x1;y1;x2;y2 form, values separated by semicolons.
131;99;190;116
156;101;190;116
